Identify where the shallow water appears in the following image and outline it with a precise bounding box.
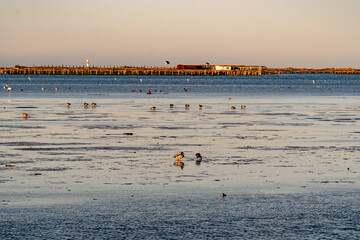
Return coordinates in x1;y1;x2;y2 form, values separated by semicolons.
1;74;360;239
1;74;360;99
1;189;359;239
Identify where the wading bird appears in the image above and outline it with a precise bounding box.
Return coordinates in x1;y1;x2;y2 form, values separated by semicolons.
22;113;30;119
173;152;185;166
195;153;202;164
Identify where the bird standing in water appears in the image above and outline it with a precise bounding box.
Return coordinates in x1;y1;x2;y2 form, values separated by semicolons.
173;152;185;166
22;113;30;119
174;152;184;161
195;153;202;164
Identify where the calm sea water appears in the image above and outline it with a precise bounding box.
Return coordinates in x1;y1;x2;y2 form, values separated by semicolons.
1;74;360;99
1;190;359;239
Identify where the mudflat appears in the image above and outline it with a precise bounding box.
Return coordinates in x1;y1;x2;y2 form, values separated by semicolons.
1;96;359;205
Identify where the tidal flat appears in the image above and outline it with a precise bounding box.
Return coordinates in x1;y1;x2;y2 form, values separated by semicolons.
1;74;360;238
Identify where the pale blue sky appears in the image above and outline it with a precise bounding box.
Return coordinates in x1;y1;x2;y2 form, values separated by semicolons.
0;0;359;68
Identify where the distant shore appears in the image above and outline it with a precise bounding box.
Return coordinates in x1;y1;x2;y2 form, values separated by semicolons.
1;65;359;76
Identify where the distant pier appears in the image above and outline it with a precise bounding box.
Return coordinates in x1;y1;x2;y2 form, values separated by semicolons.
0;65;359;75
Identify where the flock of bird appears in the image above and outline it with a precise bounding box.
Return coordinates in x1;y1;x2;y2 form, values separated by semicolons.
150;103;246;111
3;85;61;92
21;101;246;117
21;102;98;119
9;76;244;197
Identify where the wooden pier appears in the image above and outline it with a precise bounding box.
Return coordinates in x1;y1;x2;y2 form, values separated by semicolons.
0;66;263;76
0;65;359;76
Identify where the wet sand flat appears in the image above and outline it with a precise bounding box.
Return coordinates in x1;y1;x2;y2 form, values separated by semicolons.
1;96;359;207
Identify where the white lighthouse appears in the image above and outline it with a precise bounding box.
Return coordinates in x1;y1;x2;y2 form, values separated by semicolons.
86;59;89;67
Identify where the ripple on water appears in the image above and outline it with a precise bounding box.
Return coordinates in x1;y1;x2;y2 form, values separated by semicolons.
0;191;359;239
27;167;70;172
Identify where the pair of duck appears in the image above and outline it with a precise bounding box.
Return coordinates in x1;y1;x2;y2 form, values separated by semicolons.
84;103;97;107
173;152;202;166
185;104;203;110
230;105;246;110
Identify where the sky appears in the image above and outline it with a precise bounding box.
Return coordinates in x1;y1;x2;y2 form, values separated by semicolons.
0;0;359;68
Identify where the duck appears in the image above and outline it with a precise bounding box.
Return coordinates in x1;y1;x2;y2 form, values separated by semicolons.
231;106;236;110
173;152;185;166
195;153;202;164
174;152;184;160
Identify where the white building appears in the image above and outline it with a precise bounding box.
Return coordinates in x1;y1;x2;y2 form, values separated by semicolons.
215;65;232;71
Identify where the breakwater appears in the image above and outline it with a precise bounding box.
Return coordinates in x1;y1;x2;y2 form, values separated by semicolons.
0;65;359;75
